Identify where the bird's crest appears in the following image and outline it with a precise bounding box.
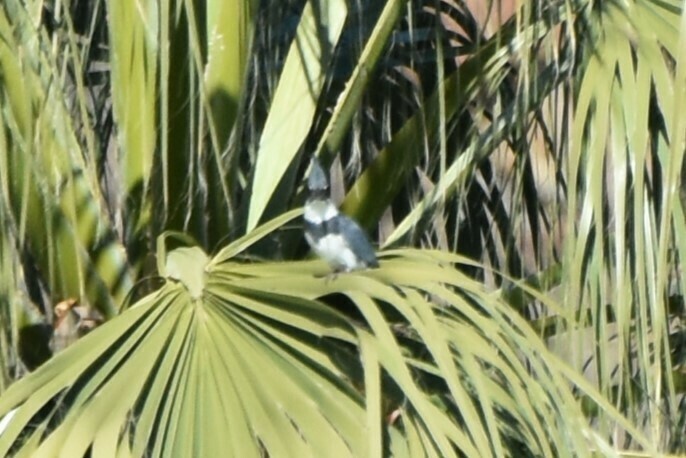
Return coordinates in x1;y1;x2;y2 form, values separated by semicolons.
307;158;329;192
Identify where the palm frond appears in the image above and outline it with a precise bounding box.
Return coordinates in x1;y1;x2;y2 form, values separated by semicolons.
0;212;653;454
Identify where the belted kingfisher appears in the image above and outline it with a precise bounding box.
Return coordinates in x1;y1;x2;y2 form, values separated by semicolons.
304;159;379;272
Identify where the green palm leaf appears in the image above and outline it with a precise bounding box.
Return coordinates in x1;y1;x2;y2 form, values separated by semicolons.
0;0;684;455
0;214;651;455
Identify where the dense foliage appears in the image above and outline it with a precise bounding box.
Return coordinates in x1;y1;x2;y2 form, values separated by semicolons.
0;0;684;455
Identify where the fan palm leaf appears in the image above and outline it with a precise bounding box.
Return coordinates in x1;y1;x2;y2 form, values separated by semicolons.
0;213;652;456
0;0;684;455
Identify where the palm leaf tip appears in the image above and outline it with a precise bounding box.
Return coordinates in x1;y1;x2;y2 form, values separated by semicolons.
163;246;209;299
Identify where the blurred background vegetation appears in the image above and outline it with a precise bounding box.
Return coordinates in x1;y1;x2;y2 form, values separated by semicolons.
0;0;684;455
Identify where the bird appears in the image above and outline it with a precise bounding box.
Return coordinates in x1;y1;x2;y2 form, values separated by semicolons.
303;158;379;272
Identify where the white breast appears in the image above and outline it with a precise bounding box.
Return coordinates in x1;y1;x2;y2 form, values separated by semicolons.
306;232;360;271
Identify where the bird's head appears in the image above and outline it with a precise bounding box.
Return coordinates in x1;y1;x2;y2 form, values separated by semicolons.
307;158;329;199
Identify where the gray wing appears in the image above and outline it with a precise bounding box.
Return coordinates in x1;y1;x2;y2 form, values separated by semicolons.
331;215;379;268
